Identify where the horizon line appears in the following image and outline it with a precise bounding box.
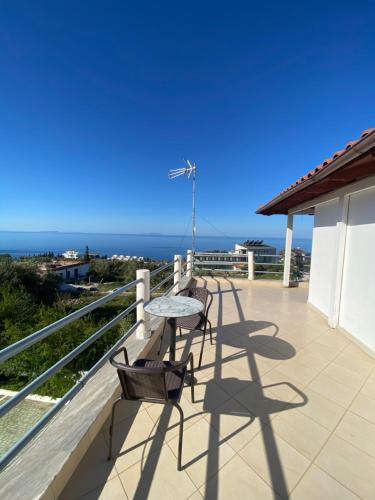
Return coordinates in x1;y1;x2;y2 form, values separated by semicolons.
0;229;312;240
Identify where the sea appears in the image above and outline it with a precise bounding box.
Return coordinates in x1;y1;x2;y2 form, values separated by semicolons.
0;232;312;260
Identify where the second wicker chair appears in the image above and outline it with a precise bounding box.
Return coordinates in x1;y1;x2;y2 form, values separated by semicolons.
159;287;213;368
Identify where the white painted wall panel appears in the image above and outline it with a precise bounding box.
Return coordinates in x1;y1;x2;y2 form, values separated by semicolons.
339;187;375;351
308;199;340;317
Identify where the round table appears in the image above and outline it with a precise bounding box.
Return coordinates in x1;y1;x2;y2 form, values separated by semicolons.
144;296;203;361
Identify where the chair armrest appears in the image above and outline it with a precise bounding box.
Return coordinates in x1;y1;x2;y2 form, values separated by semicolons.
109;347;129;366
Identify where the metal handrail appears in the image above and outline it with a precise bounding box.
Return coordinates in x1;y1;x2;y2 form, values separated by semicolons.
0;278;142;364
149;261;173;277
0;319;141;471
255;270;283;275
196;268;247;273
0;259;182;469
0;299;141;419
150;271;175;293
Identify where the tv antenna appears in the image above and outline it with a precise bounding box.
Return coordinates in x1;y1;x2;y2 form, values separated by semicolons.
168;160;197;254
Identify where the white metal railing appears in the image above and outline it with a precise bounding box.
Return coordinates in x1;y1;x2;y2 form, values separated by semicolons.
193;251;310;281
0;255;186;470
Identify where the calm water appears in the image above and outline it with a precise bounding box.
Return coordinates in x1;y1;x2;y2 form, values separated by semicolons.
0;232;312;260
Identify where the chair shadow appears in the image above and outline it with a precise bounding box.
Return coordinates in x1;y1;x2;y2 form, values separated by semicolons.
102;278;308;500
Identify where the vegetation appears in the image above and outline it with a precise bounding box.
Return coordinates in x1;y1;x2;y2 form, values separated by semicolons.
89;257;173;292
0;255;171;398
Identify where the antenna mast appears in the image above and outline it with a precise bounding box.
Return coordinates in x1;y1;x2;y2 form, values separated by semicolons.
168;160;197;254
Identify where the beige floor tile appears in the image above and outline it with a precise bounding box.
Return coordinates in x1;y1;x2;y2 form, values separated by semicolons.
228;353;273;380
187;491;203;499
191;377;230;413
290;464;359;500
80;476;127;500
293;387;346;431
276;358;321;385
193;363;215;382
146;395;203;442
59;432;117;500
168;417;236;488
260;368;307;403
321;362;369;391
343;343;375;364
316;435;375;499
308;373;357;408
314;331;349;351
301;339;341;362
350;392;375;424
360;371;375;399
105;408;164;474
204;397;262;452
209;362;253;397
119;444;196;500
199;454;277;499
272;408;330;460
239;426;310;497
277;332;314;351
292;350;328;371
234;380;299;423
335;411;375;458
334;350;374;379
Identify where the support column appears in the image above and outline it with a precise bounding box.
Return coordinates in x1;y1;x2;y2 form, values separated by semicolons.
136;269;151;339
283;214;294;287
174;255;182;294
187;249;193;279
247;251;254;280
328;195;349;328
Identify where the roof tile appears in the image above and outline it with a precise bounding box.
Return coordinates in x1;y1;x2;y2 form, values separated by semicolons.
257;127;375;213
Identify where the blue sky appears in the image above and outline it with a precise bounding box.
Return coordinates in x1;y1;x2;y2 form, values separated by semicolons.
1;1;374;239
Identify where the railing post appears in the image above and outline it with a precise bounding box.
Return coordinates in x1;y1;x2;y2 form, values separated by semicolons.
283;214;294;287
136;269;151;339
247;251;254;280
174;255;182;293
187;249;193;279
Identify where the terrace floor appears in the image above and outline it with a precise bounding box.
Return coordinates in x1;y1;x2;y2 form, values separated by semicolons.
60;278;375;500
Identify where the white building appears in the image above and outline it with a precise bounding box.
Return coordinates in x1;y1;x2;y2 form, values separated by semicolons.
53;262;90;281
62;250;79;259
257;127;375;356
109;254;144;262
234;240;276;262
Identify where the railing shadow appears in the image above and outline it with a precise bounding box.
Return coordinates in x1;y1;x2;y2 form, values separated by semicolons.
96;276;308;500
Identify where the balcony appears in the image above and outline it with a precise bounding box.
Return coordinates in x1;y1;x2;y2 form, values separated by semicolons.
56;277;375;500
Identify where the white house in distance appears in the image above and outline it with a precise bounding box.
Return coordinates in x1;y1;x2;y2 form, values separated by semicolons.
257;127;375;356
53;262;90;281
234;240;277;262
62;250;79;259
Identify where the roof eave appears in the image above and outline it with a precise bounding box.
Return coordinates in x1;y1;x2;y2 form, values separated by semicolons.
256;130;375;216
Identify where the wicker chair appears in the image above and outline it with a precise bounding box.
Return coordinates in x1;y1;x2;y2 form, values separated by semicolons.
158;287;213;369
107;347;194;470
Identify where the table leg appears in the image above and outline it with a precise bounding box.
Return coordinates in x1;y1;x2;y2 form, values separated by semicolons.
167;317;176;362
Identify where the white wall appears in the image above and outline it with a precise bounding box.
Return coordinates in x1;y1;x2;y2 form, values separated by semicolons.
308;199;341;317
339;186;375;352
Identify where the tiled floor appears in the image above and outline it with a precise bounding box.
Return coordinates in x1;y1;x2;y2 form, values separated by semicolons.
60;278;375;500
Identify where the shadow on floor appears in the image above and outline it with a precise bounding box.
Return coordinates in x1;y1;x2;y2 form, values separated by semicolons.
61;278;308;500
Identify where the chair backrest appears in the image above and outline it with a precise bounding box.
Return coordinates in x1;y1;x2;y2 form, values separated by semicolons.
110;348;188;402
117;366;167;401
178;286;212;315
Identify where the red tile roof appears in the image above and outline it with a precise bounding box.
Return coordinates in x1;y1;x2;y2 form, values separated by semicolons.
257;128;375;215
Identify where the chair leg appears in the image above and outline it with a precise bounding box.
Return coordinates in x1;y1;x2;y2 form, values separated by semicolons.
208;319;213;345
198;328;207;369
179;327;182;337
173;402;184;471
157;318;167;356
189;356;195;403
107;397;122;461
